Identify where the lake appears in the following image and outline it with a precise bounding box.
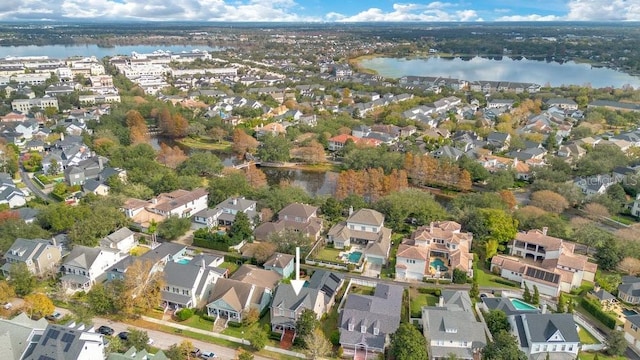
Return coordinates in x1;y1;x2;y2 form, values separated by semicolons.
150;137;337;196
0;44;223;59
359;56;640;89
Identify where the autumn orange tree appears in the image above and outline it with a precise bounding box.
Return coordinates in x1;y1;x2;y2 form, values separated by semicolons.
403;153;472;191
122;259;165;316
24;293;54;319
232;128;259;156
244;164;268;188
335;168;408;202
157;108;189;138
126;110;149;144
156;143;187;169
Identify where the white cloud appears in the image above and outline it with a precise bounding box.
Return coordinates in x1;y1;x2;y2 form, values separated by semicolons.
496;14;562;21
330;2;481;22
566;0;640;21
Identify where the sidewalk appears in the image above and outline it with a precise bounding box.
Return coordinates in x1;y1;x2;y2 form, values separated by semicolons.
141;316;306;359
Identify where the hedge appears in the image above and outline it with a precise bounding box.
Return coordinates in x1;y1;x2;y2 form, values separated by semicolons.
192;237;231;252
580;298;617;329
493;278;519;287
176;308;194;321
227;321;243;328
417;288;441;296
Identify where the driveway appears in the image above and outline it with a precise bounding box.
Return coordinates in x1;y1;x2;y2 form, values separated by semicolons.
19;170;52;202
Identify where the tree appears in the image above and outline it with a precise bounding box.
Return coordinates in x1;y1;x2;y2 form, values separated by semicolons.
0;280;15;303
530;190;569;214
452;268;468;284
604;330;627;356
156;144;188;169
24;293;54;319
258;134;291;162
499;190;517;210
469;279;480;299
619;257;640;275
236;349;254;360
390;323;428;360
595;241;624;271
87;283;115;315
572;223;609;254
486;170;514;191
229;212;253;243
242;308;260;327
465;209;518;253
126;328;151;352
177;151;223;177
485;239;499;260
583;202;610;220
485;310;510;336
207;170;252;206
157;216;192;241
482;330;527;360
9;263;36;296
566;298;574;313
232;129;259;156
303;327;333;360
248;326;268;351
296;309;319;341
532;285;540;305
126;110;150;144
268;229;313;256
244;164;268;189
374;189;447;231
251;242;276;264
557;293;566;313
123;259;166;316
523;283;532;303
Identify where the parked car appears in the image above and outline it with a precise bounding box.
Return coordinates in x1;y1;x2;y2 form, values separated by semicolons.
200;351;217;359
45;312;63;321
117;332;129;341
147;338;154;345
190;348;201;357
97;326;114;336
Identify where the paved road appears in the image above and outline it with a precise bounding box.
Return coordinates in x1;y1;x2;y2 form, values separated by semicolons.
19;169;52;202
54;308;266;360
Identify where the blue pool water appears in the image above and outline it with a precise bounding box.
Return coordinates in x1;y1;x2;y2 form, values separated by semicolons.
348;251;363;263
510;298;538;311
430;258;448;271
176;259;190;265
623;308;638;316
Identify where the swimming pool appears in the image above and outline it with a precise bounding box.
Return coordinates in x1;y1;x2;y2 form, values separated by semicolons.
623;308;638;316
348;251;363;263
510;298;538;311
430;258;448;271
176;258;190;265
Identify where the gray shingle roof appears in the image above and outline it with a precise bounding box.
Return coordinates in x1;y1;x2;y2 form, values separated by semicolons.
520;313;579;343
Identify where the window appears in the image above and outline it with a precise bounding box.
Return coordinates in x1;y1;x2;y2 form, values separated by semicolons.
373;328;379;335
348;323;354;331
360;226;365;231
360;325;366;333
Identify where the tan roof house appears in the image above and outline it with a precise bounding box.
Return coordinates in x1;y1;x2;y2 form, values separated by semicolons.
327;208;392;265
253;203;323;241
1;238;62;277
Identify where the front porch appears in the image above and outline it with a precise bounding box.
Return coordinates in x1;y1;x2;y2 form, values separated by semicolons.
341;344;381;360
60;274;91;293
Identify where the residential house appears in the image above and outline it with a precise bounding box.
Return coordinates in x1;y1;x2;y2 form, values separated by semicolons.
60;245;122;292
631;195;640;217
99;227;136;255
624;314;640;352
395;221;473;281
63;156;107;186
339;284;403;358
491;228;597;297
1;238;62;277
271;270;344;334
557;143;586;161
206;264;281;322
0;313;48;360
162;255;226;309
122;188;208;229
589;284;617;308
618;276;640;304
510;313;580;360
24;322;105;360
546;98;579;111
0;172;26;209
253;203;323;241
574;174;617;197
486;132;511;151
327;208;392;265
254;122;287;138
193;197;259;229
263;253;295;278
422;291;486;360
327;134;381;152
487;99;515;109
105;242;187;282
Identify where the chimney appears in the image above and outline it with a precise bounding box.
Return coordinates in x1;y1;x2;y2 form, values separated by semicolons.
349;206;353;216
430;222;434;233
438;296;444;307
542;227;548;236
232;198;238;205
51;236;56;246
98;156;103;169
542;303;547;314
594;283;601;293
201;258;206;269
60;132;64;141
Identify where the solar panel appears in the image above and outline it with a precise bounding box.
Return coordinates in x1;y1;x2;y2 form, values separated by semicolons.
329;273;340;283
321;284;334;297
525;267;560;284
61;332;75;352
42;329;60;345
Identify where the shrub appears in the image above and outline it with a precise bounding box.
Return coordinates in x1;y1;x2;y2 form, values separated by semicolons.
417;288;441;296
580;298;617;329
227;321;243;328
493;278;519;287
175;308;194;321
329;330;341;346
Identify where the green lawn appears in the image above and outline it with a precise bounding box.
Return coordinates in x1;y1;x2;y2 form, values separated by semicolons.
475;268;519;288
577;324;601;345
579;351;627;360
314;247;343;262
179;314;214;331
410;293;438;318
350;285;375;296
176;137;232;151
220;261;240;275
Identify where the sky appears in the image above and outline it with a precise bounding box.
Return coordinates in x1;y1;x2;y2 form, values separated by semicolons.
0;0;639;22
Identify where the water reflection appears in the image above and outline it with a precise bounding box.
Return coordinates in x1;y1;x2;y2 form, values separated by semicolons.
360;56;640;88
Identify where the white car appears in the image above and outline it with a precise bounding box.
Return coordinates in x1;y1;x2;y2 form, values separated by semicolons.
147;338;154;345
200;351;217;359
3;303;12;310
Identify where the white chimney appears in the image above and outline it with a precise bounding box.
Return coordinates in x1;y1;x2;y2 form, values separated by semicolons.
232;198;238;205
349;206;353;216
438;296;444;307
60;132;64;141
430;222;434;233
542;227;548;236
542;303;547;314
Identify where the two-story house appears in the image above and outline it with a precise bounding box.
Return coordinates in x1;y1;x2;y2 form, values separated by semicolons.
99;227;137;255
105;242;187;282
0;313;48;360
326;208;392;265
271;270;343;336
0;172;26;209
624;314;640;352
205;265;281;323
263;252;295;278
253;203;323;241
122;188;208;229
491;228;597;297
1;238;63;277
26;322;105;360
161;255;226;309
192;197;260;229
339;284;403;359
60;245;122;292
618;276;640;304
422;291;486;360
510;313;580;359
396;221;473;281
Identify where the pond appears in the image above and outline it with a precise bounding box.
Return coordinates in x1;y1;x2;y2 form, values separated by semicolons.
359;56;640;89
